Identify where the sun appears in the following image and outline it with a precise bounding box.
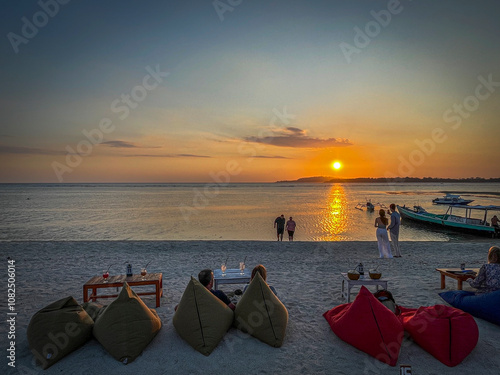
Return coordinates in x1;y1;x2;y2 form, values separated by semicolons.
331;161;342;170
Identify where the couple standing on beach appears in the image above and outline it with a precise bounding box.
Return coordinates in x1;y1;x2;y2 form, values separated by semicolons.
374;203;401;258
274;214;296;241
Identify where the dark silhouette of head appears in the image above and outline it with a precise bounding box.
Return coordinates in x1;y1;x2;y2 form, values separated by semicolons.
198;269;213;287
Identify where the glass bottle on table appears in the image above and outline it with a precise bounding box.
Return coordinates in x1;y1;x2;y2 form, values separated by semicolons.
221;263;227;276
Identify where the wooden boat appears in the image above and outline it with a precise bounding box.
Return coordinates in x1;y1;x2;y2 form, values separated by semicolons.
355;200;387;212
397;204;500;237
432;193;474;205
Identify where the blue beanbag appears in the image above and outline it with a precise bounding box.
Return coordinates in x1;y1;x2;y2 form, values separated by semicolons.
439;290;500;326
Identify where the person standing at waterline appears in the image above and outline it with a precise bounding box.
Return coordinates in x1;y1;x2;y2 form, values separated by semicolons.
274;214;286;241
374;209;393;258
286;216;296;241
387;203;402;257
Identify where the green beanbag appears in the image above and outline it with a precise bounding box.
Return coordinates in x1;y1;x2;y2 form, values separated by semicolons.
173;276;234;356
93;282;162;364
27;296;94;369
81;301;105;322
234;272;288;347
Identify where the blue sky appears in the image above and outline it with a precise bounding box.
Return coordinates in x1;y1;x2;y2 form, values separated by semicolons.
1;0;499;182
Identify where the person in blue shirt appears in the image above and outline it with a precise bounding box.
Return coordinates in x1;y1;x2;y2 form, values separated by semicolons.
198;269;236;310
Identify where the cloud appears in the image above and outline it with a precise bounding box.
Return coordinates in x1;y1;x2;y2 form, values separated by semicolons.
124;153;211;158
0;145;66;155
101;140;140;148
243;127;352;148
253;155;291;159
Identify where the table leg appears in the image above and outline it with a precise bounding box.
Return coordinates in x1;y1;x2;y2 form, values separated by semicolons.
92;287;97;302
440;274;445;289
83;286;89;303
341;280;344;299
155;281;161;308
457;279;463;290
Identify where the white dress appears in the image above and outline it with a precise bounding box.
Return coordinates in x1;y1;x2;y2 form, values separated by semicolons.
375;222;393;258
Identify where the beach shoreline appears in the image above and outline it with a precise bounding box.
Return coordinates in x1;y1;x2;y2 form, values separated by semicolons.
3;240;500;374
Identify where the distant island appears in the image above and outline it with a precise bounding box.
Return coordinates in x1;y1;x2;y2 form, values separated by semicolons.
276;176;500;183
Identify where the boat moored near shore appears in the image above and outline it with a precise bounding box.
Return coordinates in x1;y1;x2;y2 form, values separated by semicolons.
397;204;500;237
432;193;474;205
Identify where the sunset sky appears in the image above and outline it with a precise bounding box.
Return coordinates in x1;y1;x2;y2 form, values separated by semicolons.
1;0;499;182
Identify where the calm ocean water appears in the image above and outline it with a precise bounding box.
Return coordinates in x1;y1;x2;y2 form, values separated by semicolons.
1;183;499;241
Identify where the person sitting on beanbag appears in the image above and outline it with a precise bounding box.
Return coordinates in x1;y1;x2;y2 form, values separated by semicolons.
468;246;500;294
243;264;278;297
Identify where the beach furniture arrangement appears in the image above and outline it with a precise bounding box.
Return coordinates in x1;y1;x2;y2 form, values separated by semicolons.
324;286;403;366
324;286;480;367
398;305;479;367
83;272;163;307
173;272;289;355
440;289;500;326
213;267;251;290
92;282;162;364
27;296;94;369
27;283;161;369
173;277;234;356
340;272;388;302
234;272;288;348
435;268;479;290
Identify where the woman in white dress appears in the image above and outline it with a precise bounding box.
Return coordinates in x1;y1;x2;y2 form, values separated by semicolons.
375;209;393;258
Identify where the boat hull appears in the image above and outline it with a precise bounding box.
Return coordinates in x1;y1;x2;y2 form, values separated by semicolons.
397;205;496;237
432;200;474;205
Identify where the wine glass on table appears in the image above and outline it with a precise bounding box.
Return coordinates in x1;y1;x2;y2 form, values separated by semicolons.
141;268;147;281
239;261;245;275
221;263;227;277
102;270;109;283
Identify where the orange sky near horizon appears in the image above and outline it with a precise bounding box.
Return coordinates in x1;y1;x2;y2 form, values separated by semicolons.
1;1;499;183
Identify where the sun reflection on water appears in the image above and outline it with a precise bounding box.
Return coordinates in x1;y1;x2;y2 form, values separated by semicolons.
316;184;349;241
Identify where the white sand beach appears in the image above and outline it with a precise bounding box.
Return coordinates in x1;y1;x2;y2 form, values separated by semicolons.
3;240;500;375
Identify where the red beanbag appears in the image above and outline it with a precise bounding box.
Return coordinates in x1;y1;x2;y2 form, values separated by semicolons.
399;305;478;367
323;286;403;366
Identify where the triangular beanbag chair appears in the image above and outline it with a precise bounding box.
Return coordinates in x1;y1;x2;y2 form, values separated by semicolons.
234;272;288;347
81;301;105;322
27;296;94;369
173;276;234;356
399;305;478;367
93;282;162;364
440;289;500;326
323;286;403;366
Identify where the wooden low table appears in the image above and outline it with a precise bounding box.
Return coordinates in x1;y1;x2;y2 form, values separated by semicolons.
213;268;251;290
340;273;388;302
435;268;478;290
83;273;163;307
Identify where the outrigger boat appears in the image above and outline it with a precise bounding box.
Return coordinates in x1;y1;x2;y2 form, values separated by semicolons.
355;200;387;212
397;204;500;237
432;193;474;205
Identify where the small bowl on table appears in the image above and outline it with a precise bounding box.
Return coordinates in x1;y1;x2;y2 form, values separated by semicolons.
369;272;382;279
347;272;360;280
